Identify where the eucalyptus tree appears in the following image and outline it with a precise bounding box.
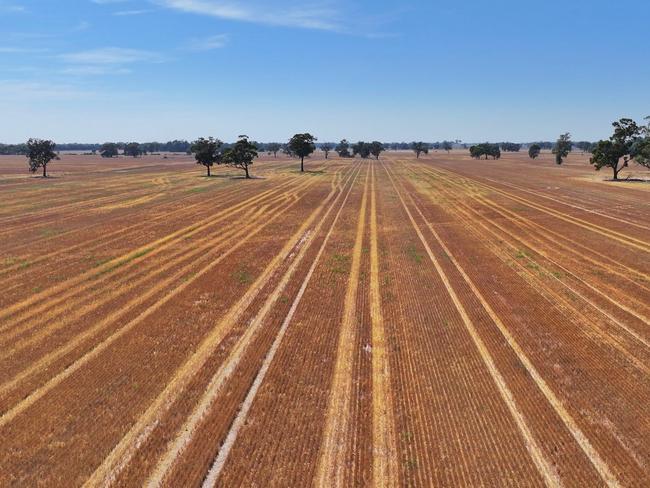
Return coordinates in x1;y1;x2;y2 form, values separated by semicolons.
335;139;351;158
370;141;385;160
321;143;333;159
267;142;281;157
411;142;429;158
552;133;572;165
223;135;258;179
288;133;317;172
26;138;58;177
528;144;541;159
191;137;223;177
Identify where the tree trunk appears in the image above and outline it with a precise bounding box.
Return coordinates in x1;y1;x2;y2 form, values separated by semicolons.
245;165;250;179
43;164;47;178
613;164;619;180
301;156;304;172
207;165;211;177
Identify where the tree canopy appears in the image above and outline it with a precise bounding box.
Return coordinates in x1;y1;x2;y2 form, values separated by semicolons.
124;142;142;158
26;138;58;177
441;141;453;153
631;138;650;169
501;142;521;152
528;144;541;159
223;135;258;179
288;133;317;172
321;143;333;159
352;141;371;159
590;140;626;180
267;142;281;158
191;137;223;177
590;117;649;179
370;141;385;160
336;139;351;158
552;133;572;165
411;142;429;159
469;143;501;160
575;141;594;153
100;143;119;158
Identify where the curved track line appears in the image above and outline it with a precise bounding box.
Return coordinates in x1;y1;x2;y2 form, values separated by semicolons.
418;171;650;373
412;165;650;348
0;204;266;357
0;177;265;279
0;177;304;324
0;181;313;347
433;166;650;253
478;175;650;232
0;170;333;428
418;164;650;298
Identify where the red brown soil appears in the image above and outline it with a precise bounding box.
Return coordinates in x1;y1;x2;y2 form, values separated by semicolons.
0;151;648;487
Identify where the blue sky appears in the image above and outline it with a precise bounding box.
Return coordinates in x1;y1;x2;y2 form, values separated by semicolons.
1;0;649;143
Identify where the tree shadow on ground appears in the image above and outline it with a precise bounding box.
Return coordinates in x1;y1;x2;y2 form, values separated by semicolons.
289;170;326;175
230;175;266;180
606;178;650;184
196;174;230;179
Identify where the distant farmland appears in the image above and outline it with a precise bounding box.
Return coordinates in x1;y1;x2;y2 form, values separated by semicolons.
0;151;649;486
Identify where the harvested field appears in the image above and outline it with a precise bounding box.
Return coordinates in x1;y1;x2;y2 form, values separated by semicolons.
0;151;648;486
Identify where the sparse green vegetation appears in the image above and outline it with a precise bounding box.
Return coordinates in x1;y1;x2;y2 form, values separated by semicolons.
233;267;253;284
406;244;423;263
330;253;350;274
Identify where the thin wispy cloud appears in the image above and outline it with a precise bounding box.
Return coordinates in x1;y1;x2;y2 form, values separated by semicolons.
0;1;27;13
113;9;152;16
0;80;97;101
154;0;343;31
60;66;132;76
58;47;165;77
0;47;50;53
74;20;92;31
186;34;228;51
60;47;164;65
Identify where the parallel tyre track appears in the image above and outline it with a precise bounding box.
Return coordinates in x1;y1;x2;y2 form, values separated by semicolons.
0;168;339;428
82;163;361;487
383;161;619;487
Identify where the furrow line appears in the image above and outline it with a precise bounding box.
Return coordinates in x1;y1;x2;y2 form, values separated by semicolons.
432;166;650;253
386;162;620;487
0;166;337;428
153;163;363;487
314;165;370;487
383;162;564;488
83;163;360;487
369;163;398;487
0;175;307;324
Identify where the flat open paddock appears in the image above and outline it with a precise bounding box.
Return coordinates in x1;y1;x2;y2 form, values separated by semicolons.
0;151;648;486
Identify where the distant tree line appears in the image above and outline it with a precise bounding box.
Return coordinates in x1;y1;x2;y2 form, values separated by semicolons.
18;119;650;181
3;138;607;158
500;142;521;152
0;143;28;155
